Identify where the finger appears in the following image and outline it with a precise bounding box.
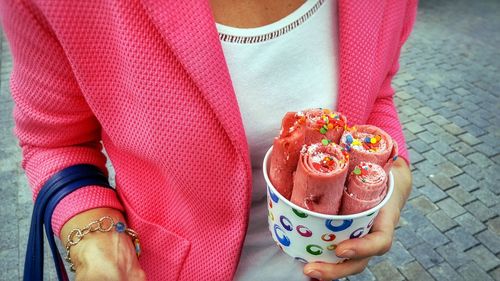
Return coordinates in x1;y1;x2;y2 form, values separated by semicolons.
335;208;396;259
304;258;370;280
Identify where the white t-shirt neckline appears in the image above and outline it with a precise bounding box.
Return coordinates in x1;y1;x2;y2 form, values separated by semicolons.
216;0;325;42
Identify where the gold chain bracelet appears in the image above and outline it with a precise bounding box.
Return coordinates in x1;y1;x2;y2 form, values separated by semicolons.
65;216;141;272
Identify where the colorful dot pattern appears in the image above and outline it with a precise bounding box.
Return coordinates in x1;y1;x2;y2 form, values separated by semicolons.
267;183;380;264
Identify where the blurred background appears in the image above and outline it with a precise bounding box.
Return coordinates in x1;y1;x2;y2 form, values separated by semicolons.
0;0;499;280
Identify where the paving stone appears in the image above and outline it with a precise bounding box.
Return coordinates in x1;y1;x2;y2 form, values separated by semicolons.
454;212;486;234
428;262;465;281
430;115;451;126
457;262;494;281
445;151;471;167
422;150;447;165
436;162;463;178
395;227;424;249
462;124;488;138
370;260;405;281
404;130;417;142
399;261;434;281
367;254;387;267
415;224;450;248
443;123;466;135
423;123;445;135
346;268;375;281
0;248;18;281
476;229;500;254
492;154;500;165
465;200;496;222
450;143;475;158
408;242;444;269
408;148;425;164
472;188;499;207
418;184;448;202
417;106;436;117
473;143;498;158
426;210;458;232
431;141;454;157
406;121;426;134
416;131;438;144
465;245;500;271
436;131;460;146
436;243;472;269
453;87;470;96
447;186;474;205
450;115;470;127
467;152;494;168
429;173;457;190
445;226;479;251
384;241;415;268
437;197;467;218
486;217;500;235
409;196;439;215
415;160;438;177
490;267;500;281
400;104;419;116
408;139;432;154
411;113;433;126
402;206;431;231
453;174;479;192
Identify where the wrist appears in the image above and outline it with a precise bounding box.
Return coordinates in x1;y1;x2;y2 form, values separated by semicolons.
64;215;141;272
61;208;125;244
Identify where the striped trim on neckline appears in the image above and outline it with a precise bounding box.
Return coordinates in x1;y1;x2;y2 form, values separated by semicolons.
218;0;325;44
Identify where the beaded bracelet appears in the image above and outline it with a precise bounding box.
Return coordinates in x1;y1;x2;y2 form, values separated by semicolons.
65;216;141;271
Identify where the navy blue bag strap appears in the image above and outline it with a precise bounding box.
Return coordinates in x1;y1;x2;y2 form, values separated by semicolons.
24;164;113;281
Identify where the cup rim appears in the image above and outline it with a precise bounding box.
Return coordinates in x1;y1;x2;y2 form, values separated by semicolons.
263;146;394;220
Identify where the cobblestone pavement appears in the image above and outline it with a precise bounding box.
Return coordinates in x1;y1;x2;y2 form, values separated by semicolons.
1;0;499;280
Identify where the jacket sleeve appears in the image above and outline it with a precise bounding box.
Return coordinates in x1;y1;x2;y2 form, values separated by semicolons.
0;0;124;236
366;0;418;165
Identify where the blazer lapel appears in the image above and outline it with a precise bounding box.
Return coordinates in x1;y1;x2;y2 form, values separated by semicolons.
337;0;386;125
140;0;249;161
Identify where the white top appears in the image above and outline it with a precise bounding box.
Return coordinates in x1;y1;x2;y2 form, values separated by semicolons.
217;0;339;280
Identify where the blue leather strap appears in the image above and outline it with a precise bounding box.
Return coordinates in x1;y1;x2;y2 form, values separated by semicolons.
24;164;113;281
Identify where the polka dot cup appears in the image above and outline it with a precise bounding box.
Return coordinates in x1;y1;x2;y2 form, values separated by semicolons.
263;147;394;264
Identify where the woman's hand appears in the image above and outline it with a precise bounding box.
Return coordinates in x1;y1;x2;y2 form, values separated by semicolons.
303;158;412;280
61;208;146;281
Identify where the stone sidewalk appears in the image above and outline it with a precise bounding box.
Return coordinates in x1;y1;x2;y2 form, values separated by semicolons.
1;0;499;280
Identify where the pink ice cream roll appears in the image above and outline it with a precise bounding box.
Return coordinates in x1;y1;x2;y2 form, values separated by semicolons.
303;108;347;145
269;112;306;200
340;125;398;174
291;143;349;215
340;162;388;215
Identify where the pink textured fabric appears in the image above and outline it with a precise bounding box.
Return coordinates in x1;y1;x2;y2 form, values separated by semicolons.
0;0;417;280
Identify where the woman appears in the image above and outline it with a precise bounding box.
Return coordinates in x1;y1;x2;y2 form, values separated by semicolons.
0;0;416;280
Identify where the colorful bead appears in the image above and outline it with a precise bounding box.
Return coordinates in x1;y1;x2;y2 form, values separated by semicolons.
115;222;126;233
321;139;329;146
134;239;141;257
320;127;327;134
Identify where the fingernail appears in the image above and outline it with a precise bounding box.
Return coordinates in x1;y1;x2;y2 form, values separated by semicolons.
339;249;355;258
305;270;322;279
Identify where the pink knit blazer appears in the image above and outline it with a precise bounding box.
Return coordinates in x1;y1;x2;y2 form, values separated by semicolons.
1;0;417;280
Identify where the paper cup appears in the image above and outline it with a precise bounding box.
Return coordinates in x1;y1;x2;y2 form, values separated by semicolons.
263;147;394;263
